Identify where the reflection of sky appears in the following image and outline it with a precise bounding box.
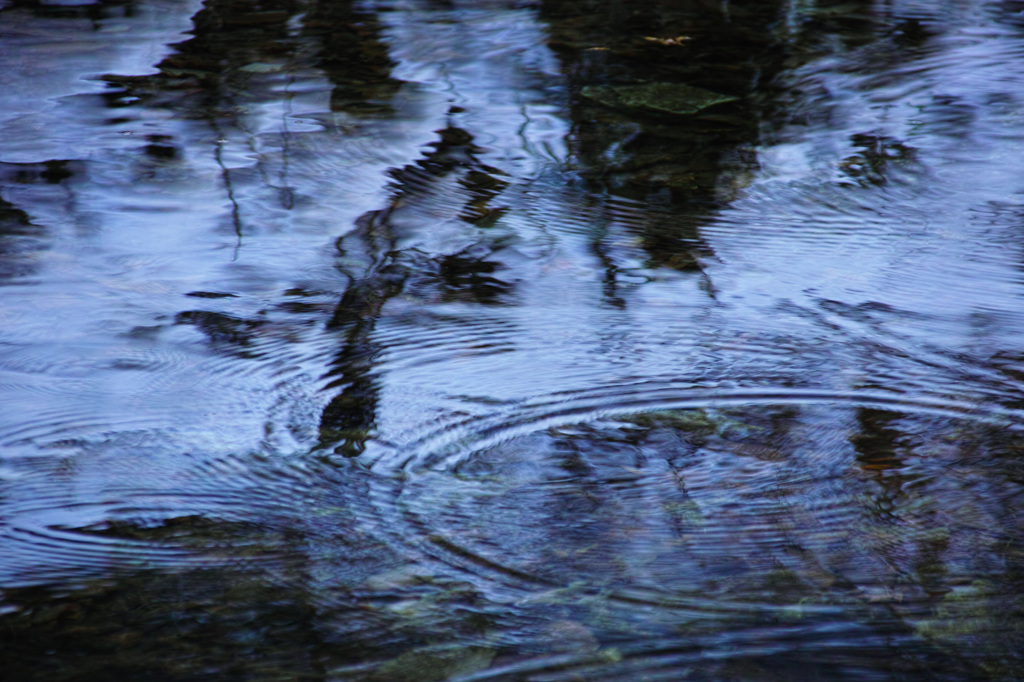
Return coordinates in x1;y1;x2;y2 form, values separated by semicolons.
0;0;578;581
2;6;1023;675
0;0;204;162
0;0;512;464
2;0;1024;582
374;0;570;175
706;7;1024;367
365;1;1024;467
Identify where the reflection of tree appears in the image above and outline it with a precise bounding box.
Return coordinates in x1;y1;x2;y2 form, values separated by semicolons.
0;183;46;281
532;0;795;306
319;202;406;456
94;0;408;344
90;0;402;235
146;0;401;114
0;0;133;23
319;125;515;455
541;0;788;202
302;0;401;114
0;158;84;282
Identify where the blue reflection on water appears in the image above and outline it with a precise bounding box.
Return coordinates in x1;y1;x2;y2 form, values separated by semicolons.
1;0;1023;679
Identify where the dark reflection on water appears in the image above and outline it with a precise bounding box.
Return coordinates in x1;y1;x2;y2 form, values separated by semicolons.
3;0;1024;679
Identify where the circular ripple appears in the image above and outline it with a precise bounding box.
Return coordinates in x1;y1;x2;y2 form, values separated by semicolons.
336;394;1024;677
0;449;322;589
371;384;1024;472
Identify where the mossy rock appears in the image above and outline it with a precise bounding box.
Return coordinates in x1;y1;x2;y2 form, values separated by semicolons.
581;82;737;116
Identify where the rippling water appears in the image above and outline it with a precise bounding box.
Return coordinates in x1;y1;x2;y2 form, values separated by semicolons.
2;0;1024;679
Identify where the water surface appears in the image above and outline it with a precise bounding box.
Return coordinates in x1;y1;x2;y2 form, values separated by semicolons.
2;0;1024;679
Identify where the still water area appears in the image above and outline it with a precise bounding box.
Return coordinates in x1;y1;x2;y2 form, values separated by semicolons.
3;0;1024;679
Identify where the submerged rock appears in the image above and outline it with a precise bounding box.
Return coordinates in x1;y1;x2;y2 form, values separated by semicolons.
581;82;737;116
369;645;495;681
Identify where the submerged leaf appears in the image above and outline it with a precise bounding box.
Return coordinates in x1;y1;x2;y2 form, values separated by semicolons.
643;36;691;46
581;82;737;116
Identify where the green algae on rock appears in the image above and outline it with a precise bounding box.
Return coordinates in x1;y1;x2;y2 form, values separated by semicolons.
581;82;737;116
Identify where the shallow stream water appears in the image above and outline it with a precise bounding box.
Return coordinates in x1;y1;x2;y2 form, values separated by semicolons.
3;0;1024;679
